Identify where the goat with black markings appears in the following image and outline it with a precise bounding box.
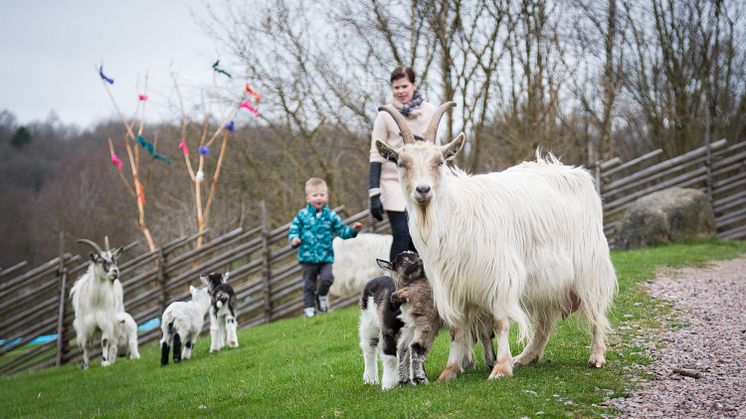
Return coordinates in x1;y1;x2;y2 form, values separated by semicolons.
160;279;211;365
205;272;239;352
70;237;129;370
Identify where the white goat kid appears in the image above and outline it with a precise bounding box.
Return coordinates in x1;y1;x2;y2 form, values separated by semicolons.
375;103;617;382
70;237;125;370
160;281;212;365
204;272;239;352
113;311;140;360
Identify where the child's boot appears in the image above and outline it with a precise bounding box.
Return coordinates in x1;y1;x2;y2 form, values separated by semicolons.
318;295;329;313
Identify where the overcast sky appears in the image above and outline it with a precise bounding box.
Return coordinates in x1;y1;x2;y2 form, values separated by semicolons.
0;0;223;128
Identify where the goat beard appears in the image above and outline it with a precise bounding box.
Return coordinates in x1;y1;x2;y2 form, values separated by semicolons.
413;204;432;246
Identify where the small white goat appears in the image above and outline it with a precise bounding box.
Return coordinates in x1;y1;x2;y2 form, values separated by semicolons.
375;103;617;382
204;272;239;352
330;233;392;299
113;311;140;360
160;282;212;365
70;237;125;370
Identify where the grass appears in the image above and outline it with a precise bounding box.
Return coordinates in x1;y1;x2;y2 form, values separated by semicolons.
1;239;744;418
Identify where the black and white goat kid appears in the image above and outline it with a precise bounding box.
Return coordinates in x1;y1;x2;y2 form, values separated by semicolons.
160;279;211;365
204;272;239;352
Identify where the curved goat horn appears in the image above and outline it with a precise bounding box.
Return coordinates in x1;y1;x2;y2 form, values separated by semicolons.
104;236;111;252
77;239;103;254
424;102;456;145
378;105;415;145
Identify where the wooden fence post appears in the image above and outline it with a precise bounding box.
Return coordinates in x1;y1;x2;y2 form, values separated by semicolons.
594;161;602;195
55;232;68;367
704;136;713;204
260;201;272;323
157;247;169;315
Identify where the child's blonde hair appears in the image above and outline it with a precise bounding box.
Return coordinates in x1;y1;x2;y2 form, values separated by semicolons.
305;177;327;195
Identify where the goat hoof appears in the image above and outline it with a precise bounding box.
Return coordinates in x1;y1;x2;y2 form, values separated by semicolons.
513;354;538;367
229;341;238;348
413;376;429;385
436;365;460;383
588;354;606;368
363;374;378;385
381;382;398;391
488;359;513;380
80;362;89;370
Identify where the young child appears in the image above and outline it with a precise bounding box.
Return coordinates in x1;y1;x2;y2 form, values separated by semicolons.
289;177;362;317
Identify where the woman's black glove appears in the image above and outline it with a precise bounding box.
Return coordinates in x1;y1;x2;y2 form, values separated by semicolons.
369;162;384;221
370;195;384;221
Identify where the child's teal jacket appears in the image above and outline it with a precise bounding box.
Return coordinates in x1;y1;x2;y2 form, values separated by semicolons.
288;204;358;263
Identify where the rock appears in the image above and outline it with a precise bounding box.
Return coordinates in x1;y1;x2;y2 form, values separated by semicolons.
615;188;715;250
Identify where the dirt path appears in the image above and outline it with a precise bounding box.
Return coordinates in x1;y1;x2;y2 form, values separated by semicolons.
606;256;746;417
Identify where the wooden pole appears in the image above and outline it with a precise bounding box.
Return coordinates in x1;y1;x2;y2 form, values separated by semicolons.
157;247;169;313
260;201;272;323
55;232;68;367
703;96;713;204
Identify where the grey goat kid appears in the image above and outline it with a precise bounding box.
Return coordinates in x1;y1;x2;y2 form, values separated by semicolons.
204;272;239;352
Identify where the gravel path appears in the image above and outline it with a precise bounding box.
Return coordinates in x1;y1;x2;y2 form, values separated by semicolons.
607;256;746;418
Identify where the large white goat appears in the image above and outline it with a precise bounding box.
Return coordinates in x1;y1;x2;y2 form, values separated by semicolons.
70;237;125;370
330;233;392;299
375;103;617;382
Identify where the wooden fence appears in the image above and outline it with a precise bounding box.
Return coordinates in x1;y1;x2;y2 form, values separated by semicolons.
596;139;746;244
1;138;744;375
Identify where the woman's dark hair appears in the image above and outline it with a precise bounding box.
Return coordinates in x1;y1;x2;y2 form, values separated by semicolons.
390;66;415;84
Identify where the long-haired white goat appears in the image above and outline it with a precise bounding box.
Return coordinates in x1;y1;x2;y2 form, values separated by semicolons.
375;103;617;382
70;237;127;369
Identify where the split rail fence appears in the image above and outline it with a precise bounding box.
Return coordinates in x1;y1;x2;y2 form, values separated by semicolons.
596;139;746;244
0;207;390;375
1;138;744;375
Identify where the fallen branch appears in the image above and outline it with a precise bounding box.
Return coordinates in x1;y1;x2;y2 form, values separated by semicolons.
672;368;702;379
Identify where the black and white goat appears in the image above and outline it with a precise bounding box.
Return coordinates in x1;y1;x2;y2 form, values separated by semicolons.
70;237;128;369
160;281;212;365
359;274;402;390
204;272;239;352
359;252;495;390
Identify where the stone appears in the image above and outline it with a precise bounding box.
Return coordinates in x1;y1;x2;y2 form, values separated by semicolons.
615;187;715;250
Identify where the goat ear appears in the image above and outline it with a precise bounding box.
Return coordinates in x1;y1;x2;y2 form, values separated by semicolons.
375;140;399;164
376;258;393;271
441;133;465;161
223;271;230;283
88;252;97;263
189;285;197;295
199;274;208;286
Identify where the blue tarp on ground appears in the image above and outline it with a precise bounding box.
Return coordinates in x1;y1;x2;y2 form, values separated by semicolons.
0;317;161;347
